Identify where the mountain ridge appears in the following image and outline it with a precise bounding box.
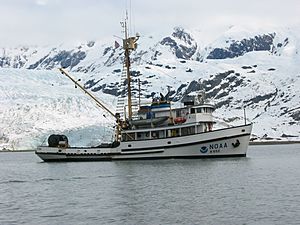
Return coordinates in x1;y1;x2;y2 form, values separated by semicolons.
0;25;299;150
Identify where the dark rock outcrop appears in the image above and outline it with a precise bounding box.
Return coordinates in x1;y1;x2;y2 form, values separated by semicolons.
207;33;275;59
176;70;244;108
28;50;86;70
160;27;197;59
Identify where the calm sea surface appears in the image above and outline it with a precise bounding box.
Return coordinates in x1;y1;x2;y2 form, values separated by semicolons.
0;144;300;225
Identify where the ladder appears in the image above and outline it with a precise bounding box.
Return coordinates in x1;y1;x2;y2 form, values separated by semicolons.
116;63;139;119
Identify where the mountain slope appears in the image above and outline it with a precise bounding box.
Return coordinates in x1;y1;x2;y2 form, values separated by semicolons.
0;25;299;149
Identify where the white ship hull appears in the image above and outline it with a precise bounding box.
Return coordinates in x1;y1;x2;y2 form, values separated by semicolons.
36;124;252;162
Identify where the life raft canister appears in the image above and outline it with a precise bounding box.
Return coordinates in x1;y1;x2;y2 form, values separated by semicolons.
174;117;186;124
48;134;68;147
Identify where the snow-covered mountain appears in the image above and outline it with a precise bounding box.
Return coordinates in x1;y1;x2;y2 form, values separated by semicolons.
1;25;299;150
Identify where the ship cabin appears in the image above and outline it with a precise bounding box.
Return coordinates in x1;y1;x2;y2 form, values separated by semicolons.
122;99;215;142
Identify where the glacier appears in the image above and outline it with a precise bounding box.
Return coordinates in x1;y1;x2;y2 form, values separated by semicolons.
0;25;299;150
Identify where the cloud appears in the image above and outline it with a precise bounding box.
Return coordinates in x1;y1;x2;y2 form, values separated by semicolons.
0;0;299;47
35;0;48;6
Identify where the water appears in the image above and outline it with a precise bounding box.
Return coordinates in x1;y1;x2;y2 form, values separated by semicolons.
1;144;300;225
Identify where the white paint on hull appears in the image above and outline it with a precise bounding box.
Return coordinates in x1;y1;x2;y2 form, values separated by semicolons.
35;124;252;161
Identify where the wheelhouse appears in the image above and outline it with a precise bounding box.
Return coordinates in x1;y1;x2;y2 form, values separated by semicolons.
122;102;216;142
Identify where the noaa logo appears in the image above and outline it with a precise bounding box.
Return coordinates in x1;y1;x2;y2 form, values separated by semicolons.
200;146;208;153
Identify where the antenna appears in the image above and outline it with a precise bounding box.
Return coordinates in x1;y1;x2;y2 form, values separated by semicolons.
129;0;132;36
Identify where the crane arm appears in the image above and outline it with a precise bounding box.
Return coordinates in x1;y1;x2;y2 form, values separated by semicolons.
58;68;117;119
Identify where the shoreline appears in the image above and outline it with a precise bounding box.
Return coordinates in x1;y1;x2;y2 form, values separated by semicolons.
0;149;35;153
250;141;300;145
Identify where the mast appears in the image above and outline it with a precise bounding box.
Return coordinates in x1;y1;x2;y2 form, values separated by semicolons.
124;21;132;119
121;18;139;120
138;78;141;109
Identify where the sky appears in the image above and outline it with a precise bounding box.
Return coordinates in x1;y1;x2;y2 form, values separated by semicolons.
0;0;299;47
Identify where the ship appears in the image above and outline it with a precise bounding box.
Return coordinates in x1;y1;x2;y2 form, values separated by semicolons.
35;19;253;162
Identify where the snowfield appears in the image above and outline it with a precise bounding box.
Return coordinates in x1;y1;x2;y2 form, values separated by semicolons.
1;25;299;150
0;69;116;150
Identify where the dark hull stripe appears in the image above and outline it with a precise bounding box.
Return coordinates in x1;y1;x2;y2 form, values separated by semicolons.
39;154;247;162
121;150;164;155
36;150;163;157
121;133;250;152
36;152;117;156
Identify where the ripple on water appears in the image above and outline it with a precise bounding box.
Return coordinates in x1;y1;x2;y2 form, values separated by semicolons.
0;145;300;225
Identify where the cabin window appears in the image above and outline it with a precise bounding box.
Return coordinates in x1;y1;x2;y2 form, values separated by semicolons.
135;132;156;141
203;123;211;132
202;108;211;113
122;134;126;141
146;112;155;119
124;133;135;141
152;131;159;139
182;109;189;115
196;108;202;113
136;132;143;140
197;125;203;133
159;130;165;139
145;132;150;139
167;129;180;137
166;130;171;137
181;127;188;136
190;126;196;134
180;126;197;136
191;108;195;114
